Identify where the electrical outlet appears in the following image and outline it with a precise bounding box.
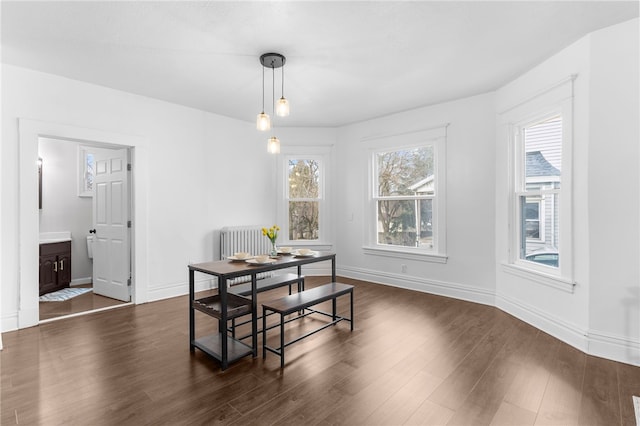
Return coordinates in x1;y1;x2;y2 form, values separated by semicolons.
401;264;407;273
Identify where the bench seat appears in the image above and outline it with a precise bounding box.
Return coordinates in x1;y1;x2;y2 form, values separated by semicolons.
262;282;354;367
227;273;305;340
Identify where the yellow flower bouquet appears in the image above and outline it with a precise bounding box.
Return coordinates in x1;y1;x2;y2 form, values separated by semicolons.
262;225;280;256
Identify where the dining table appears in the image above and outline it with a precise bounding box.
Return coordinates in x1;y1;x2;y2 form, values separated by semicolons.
188;251;336;370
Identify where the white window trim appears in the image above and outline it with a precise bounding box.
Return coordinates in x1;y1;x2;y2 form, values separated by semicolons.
501;75;576;287
362;125;448;262
276;146;332;247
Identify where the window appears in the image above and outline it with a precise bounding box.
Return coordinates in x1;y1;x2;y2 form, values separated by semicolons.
524;198;542;240
501;75;575;290
287;158;321;241
515;114;562;268
78;146;95;197
276;146;331;246
374;146;434;248
365;126;447;261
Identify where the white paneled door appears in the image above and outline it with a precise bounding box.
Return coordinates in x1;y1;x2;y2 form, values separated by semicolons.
92;147;131;302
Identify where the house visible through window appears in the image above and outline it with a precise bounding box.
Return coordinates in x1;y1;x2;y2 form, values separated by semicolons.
373;145;435;248
524;198;542;240
517;114;562;268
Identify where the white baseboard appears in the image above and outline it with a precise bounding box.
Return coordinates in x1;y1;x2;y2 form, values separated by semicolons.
146;277;214;302
587;330;640;367
338;265;496;306
495;292;589;353
2;311;20;334
70;277;92;286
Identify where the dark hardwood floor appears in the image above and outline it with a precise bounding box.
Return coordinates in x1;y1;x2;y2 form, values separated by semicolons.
39;284;129;321
3;277;639;425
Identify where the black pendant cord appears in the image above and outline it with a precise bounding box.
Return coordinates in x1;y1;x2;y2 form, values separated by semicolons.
281;64;285;98
272;65;276;129
261;65;266;113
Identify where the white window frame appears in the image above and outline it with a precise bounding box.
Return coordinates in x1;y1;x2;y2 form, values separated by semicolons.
276;146;331;247
501;76;575;291
363;126;448;263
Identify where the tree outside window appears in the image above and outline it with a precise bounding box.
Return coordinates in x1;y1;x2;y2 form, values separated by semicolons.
288;159;320;240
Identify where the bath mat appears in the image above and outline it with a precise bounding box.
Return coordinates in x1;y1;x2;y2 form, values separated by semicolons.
39;287;92;302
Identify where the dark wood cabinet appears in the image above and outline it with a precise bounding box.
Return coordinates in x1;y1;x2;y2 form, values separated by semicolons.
39;241;71;295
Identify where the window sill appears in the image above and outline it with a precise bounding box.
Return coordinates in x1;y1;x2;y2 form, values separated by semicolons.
281;242;333;251
363;246;448;264
501;262;575;293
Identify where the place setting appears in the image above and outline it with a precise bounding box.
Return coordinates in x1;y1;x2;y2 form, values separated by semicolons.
227;252;254;262
227;252;277;264
246;255;277;265
291;248;316;257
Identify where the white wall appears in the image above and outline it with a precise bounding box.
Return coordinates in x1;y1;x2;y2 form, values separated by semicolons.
335;92;498;304
38;138;93;284
587;19;639;362
495;18;639;365
1;64;323;330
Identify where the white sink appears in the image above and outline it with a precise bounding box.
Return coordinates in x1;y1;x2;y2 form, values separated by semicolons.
40;231;72;244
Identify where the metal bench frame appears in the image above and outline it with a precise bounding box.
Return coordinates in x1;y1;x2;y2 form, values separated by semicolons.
262;282;354;368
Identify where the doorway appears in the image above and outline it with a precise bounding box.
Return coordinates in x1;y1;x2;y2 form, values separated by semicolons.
18;119;148;331
37;138;132;321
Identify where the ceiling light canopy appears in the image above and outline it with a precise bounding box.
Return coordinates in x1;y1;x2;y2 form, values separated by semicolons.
257;52;289;153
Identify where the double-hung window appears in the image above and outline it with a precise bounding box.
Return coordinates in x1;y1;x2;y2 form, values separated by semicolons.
504;76;575;289
287;158;322;241
276;146;331;246
515;114;562;267
365;127;447;262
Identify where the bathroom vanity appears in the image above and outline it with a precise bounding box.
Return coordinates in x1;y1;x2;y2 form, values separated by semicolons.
39;233;72;296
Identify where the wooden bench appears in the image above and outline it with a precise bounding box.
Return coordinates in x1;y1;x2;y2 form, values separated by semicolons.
262;282;354;368
227;273;305;339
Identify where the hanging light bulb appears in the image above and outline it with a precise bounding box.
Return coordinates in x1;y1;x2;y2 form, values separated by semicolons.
267;136;281;154
256;64;270;131
276;66;290;117
256;111;270;131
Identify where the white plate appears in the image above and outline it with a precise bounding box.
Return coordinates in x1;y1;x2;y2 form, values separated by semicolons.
246;258;277;265
228;255;254;261
292;250;316;257
277;250;294;255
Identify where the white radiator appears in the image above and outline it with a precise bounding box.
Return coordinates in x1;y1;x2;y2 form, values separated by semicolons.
220;226;273;259
220;226;273;284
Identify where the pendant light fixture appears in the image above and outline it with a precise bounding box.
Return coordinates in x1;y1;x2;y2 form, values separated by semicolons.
256;64;270;131
268;57;280;154
258;53;288;153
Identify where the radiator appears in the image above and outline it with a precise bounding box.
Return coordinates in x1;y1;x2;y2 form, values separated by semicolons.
220;226;273;284
220;226;273;259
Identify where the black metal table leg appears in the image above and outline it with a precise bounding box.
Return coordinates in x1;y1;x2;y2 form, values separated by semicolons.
219;277;228;370
189;269;195;352
251;274;258;357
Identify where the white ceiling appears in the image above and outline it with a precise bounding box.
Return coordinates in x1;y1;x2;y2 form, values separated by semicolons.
2;1;638;127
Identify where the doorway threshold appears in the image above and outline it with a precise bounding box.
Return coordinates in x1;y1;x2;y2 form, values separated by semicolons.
39;302;133;324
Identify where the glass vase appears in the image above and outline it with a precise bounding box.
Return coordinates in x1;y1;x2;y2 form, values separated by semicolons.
270;241;278;257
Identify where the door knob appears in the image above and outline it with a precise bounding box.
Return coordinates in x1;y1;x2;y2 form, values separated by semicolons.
89;229;96;234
